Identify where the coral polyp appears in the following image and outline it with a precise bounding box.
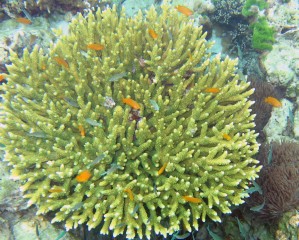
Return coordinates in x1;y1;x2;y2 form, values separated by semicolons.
0;4;261;239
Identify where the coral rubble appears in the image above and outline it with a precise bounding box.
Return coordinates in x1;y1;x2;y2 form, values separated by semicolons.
0;3;261;239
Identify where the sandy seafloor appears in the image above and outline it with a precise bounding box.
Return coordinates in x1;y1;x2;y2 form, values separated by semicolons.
0;0;298;239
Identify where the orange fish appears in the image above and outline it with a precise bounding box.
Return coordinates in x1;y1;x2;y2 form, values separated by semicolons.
49;187;64;193
16;17;32;25
158;162;168;175
264;96;282;107
0;74;5;82
54;57;69;69
175;5;193;16
76;170;92;182
122;98;141;110
41;65;46;70
87;43;105;51
78;125;85;137
124;188;134;201
148;29;158;39
182;195;202;203
223;133;231;141
188;52;193;61
204;88;220;93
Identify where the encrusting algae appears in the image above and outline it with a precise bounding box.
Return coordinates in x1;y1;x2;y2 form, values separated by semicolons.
0;3;261;239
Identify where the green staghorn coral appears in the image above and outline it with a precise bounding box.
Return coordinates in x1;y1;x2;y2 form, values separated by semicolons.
0;3;261;239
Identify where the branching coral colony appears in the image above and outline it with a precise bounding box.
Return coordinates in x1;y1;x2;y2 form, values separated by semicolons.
0;3;261;239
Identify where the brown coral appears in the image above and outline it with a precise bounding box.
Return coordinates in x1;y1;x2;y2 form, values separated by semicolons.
247;142;299;220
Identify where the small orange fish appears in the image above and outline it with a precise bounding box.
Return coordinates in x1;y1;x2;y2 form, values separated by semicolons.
49;187;64;193
264;96;282;107
204;88;220;93
182;195;202;203
148;29;158;39
158;162;168;175
175;5;193;16
78;125;85;137
76;170;92;182
122;98;141;110
188;52;193;61
16;17;32;25
223;133;231;141
41;65;46;70
0;74;5;82
87;43;105;51
124;188;134;201
54;57;69;69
